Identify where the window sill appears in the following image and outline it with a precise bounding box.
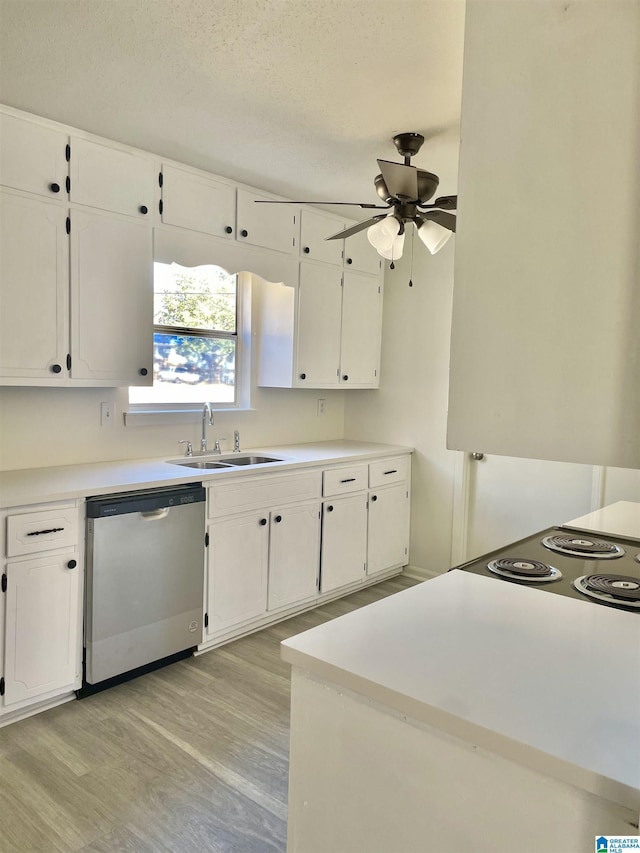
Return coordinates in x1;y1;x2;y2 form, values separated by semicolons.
124;408;256;427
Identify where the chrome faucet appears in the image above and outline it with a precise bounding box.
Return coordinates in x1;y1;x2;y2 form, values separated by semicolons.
233;430;241;452
201;403;214;452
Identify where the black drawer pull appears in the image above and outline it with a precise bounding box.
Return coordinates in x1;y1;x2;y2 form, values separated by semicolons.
67;559;77;569
259;517;267;526
26;527;64;536
326;505;334;512
383;469;398;475
139;205;148;215
49;182;61;193
225;226;233;234
240;229;248;237
274;515;282;523
371;495;378;502
340;478;356;483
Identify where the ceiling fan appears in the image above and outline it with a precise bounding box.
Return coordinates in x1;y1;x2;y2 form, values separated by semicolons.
256;132;457;264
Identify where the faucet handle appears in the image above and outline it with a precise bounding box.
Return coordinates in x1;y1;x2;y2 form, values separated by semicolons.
213;439;222;454
233;429;241;452
178;440;193;457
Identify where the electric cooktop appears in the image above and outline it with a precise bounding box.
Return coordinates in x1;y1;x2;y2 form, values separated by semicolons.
452;526;640;612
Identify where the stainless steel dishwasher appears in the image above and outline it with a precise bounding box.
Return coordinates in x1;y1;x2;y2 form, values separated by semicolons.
84;483;206;692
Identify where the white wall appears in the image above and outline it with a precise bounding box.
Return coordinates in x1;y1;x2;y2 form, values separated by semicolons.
0;370;346;471
344;237;459;576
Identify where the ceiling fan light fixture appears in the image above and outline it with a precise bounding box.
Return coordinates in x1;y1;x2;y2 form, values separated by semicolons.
367;215;401;253
416;218;452;255
378;230;405;261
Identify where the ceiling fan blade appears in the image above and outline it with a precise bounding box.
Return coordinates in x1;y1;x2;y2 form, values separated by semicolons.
377;159;419;201
254;200;390;209
326;215;386;241
418;195;457;211
421;210;457;232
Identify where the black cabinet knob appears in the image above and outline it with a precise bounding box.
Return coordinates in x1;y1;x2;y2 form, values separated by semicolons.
139;368;148;376
225;226;233;234
49;182;60;193
303;246;310;254
259;518;267;526
67;559;77;569
371;495;378;502
274;515;282;523
139;205;148;215
346;257;353;265
343;374;349;381
240;229;248;237
51;364;62;374
327;505;334;512
299;373;306;380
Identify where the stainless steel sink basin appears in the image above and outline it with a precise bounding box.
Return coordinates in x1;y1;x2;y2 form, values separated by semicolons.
223;455;282;466
173;460;233;469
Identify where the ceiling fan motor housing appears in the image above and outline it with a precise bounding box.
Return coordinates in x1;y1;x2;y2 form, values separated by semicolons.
393;132;425;158
374;170;439;205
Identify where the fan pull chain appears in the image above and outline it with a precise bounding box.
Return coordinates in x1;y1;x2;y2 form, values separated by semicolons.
408;227;414;287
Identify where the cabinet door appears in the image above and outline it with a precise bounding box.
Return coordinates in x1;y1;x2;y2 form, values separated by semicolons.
3;552;81;706
206;513;269;635
268;502;320;611
367;484;410;577
300;209;345;266
236;189;298;254
70;209;153;384
0;112;68;199
70;137;156;219
161;164;236;238
0;191;69;381
343;228;382;275
340;271;382;387
295;263;343;387
320;494;367;594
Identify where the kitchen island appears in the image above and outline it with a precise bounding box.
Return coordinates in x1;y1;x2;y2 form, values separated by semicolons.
282;504;640;853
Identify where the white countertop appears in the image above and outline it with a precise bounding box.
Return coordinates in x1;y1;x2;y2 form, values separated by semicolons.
282;548;640;811
564;500;640;542
0;440;412;508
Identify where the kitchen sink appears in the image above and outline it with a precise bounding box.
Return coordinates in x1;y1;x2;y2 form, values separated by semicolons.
223;455;283;465
172;460;234;469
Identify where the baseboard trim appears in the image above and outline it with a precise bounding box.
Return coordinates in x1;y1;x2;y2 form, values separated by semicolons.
403;564;442;581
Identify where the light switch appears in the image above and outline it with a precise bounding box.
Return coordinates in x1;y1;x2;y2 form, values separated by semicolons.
100;402;115;426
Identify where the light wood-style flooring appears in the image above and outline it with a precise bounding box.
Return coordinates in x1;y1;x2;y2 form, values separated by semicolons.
0;574;420;853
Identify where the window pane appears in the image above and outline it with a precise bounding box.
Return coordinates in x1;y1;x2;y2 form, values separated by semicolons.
153;262;236;332
131;332;236;405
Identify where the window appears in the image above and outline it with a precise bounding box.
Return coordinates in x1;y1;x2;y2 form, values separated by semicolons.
129;261;243;408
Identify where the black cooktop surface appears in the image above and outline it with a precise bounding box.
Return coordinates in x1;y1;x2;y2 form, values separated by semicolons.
452;526;640;612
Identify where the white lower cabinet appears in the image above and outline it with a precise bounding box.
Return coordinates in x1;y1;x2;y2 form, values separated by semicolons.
268;502;320;611
3;552;81;706
206;511;270;636
320;493;368;594
367;483;410;578
1;501;83;716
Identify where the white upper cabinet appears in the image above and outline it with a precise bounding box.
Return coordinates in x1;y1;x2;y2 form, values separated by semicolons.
0;111;68;199
70;209;153;384
343;227;383;276
161;164;236;238
236;189;298;254
339;271;382;387
448;0;640;469
300;208;345;266
0;190;69;381
295;263;343;386
256;263;383;389
69;137;156;219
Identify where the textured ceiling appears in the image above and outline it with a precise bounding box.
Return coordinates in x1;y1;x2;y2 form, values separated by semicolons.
0;0;465;212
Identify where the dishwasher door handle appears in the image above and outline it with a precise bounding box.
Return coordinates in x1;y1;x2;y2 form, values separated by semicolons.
139;508;171;521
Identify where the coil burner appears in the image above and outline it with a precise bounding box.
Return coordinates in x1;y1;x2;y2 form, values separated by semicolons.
487;558;562;583
573;574;640;609
542;534;625;559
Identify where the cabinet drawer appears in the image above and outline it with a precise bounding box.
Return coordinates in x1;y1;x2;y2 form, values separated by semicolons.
208;471;322;518
368;456;410;488
323;465;368;497
6;504;79;557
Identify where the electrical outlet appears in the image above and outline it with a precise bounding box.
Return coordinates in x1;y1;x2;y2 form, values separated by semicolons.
100;402;115;426
317;398;326;416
